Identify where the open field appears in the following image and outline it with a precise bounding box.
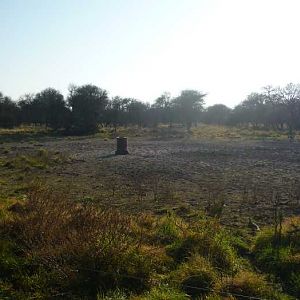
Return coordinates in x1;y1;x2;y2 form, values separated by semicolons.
1;125;300;228
1;126;300;299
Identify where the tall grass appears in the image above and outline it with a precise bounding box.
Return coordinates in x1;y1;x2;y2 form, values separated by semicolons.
0;185;158;298
0;184;295;299
253;216;300;297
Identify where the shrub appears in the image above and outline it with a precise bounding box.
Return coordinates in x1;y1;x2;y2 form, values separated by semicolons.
253;217;300;297
169;254;217;297
0;238;52;299
0;186;295;299
155;212;185;244
289;271;300;297
1;185;159;298
220;270;290;300
167;218;238;274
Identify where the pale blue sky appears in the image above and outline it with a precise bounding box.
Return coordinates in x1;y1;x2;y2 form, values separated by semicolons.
1;0;300;107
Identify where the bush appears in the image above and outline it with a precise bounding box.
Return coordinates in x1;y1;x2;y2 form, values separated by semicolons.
167;218;238;274
169;254;217;297
0;238;53;299
155;212;185;244
253;217;300;297
0;185;159;298
220;270;290;300
290;271;300;297
0;186;295;299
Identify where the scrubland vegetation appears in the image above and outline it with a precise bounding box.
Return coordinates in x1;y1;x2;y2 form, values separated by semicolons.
1;83;300;299
0;124;299;299
1;183;299;299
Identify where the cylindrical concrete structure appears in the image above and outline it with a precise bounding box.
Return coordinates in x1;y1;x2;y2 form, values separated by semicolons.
115;137;129;155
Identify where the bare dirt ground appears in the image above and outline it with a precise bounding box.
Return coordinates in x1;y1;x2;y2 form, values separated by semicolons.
2;135;300;227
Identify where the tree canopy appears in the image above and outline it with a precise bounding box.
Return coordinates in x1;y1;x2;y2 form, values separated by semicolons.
2;83;300;133
68;84;108;134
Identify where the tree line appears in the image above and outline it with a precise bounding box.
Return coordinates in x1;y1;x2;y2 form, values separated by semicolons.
1;83;300;134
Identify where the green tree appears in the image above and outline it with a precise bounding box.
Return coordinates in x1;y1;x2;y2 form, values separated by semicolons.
262;86;286;130
68;84;108;134
203;104;232;125
126;99;149;127
242;93;265;128
172;90;206;130
280;83;300;131
18;94;36;124
105;96;129;131
34;88;70;130
0;92;20;128
152;92;173;126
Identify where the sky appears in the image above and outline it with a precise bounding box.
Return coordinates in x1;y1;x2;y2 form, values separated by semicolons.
1;0;300;108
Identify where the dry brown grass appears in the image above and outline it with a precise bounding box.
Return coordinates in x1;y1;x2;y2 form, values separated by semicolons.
219;270;282;300
1;183;160;296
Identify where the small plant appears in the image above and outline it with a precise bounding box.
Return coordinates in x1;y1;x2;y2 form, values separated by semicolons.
156;212;184;244
81;195;96;204
204;182;226;219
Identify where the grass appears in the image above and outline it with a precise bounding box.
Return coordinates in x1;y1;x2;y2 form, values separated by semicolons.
253;217;300;298
134;285;189;300
169;254;218;297
0;146;72;204
0;125;58;143
0;124;295;144
0;125;299;299
191;125;290;141
0;184;295;299
0;148;70;170
219;270;291;300
94;124;295;142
